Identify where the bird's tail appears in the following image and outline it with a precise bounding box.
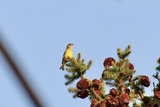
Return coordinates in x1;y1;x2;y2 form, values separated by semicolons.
60;64;64;70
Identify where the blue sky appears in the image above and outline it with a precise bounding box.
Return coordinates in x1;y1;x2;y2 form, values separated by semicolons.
0;0;160;107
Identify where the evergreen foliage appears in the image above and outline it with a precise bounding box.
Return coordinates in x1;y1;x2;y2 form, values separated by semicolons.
60;45;160;107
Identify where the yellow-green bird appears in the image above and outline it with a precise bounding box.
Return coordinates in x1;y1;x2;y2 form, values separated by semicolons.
60;43;73;70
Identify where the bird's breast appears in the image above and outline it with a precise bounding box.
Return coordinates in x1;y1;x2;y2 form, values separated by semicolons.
65;49;73;58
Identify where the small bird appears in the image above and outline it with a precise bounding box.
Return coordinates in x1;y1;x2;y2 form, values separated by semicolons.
60;43;73;70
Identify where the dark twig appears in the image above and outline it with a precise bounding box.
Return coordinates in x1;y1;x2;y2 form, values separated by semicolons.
0;40;43;107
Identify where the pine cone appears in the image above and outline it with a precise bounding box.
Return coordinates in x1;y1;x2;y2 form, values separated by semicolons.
109;88;120;97
92;79;101;89
119;93;130;105
90;99;98;107
77;90;89;99
153;104;159;107
76;79;90;90
100;100;106;107
129;63;134;70
140;75;150;87
143;97;150;104
103;57;116;67
107;95;119;107
154;88;160;100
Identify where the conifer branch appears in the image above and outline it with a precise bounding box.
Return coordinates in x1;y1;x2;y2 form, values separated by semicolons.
60;45;160;107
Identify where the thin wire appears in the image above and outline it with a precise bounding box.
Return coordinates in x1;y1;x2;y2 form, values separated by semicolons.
0;40;43;107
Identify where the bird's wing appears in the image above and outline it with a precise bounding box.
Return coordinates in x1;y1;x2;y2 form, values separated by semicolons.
61;51;67;64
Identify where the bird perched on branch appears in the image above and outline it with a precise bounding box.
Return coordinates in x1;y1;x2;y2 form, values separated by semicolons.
60;43;73;70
